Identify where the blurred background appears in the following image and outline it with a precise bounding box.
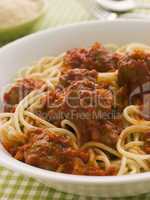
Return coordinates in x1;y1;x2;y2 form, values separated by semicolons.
1;0;150;46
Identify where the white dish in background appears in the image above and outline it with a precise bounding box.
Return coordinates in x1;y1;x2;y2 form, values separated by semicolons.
0;20;150;198
0;0;48;43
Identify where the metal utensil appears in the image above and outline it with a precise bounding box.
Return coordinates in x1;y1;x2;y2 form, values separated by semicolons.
91;3;117;19
91;2;150;20
80;0;117;20
96;0;150;13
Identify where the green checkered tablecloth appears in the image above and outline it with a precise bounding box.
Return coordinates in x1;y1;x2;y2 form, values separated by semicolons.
0;0;150;199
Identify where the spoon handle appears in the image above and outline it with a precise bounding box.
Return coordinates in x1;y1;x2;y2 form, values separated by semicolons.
136;2;150;9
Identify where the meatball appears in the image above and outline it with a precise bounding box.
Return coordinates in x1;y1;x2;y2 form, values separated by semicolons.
64;42;121;72
13;129;89;171
118;50;150;91
36;75;121;147
3;78;44;112
12;129;116;175
64;79;113;113
58;68;98;89
117;50;150;108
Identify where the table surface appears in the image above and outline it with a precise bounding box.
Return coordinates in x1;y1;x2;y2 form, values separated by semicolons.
0;0;150;199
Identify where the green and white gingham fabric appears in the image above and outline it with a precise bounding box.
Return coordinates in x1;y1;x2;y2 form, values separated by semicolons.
0;0;150;199
0;165;150;200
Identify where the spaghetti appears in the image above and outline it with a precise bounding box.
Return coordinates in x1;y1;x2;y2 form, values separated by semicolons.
0;42;149;176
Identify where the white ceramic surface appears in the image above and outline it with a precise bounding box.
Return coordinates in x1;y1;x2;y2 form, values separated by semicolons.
0;0;48;43
0;20;150;198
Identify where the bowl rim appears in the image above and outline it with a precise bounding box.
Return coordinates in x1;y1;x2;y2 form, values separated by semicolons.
0;19;150;185
0;0;48;32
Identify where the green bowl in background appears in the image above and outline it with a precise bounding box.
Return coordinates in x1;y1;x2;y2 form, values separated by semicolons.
0;0;48;45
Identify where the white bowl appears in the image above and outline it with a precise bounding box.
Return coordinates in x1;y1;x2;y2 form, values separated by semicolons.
0;0;48;44
0;20;150;198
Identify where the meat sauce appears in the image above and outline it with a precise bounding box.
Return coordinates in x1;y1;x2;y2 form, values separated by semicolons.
3;78;44;112
117;50;150;108
64;43;121;72
3;43;150;175
58;68;98;88
11;129;116;175
36;68;123;147
117;50;150;155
